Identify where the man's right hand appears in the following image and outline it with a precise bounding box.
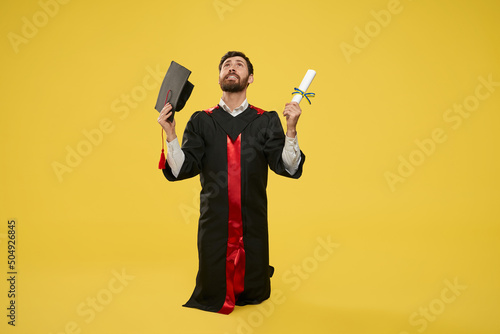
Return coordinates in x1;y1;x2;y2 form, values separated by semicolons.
157;103;177;142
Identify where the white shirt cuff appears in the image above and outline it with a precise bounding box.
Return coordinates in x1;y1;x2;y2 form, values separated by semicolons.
166;137;185;178
282;135;301;175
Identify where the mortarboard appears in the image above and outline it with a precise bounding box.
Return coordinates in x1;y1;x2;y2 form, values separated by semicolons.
155;61;194;122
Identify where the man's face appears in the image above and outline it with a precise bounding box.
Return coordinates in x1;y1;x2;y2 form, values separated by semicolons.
219;56;254;93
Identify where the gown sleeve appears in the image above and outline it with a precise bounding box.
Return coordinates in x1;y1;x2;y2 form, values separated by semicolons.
263;111;305;179
162;111;206;181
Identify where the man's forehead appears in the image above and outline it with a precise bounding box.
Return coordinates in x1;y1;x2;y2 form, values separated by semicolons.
222;56;246;65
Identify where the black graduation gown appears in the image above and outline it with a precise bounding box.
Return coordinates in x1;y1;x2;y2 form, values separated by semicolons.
162;104;305;314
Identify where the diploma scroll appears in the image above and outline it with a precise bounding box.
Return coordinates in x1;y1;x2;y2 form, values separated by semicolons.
291;69;316;104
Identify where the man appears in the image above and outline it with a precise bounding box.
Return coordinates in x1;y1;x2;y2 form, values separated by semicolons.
157;51;305;314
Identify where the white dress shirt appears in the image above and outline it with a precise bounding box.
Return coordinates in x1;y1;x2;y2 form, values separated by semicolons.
166;98;301;177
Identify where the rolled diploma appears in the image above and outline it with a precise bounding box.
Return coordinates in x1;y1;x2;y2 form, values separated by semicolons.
292;69;316;103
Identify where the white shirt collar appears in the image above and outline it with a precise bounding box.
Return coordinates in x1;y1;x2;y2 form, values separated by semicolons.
219;98;249;117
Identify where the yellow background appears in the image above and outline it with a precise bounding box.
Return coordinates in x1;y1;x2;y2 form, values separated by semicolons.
1;0;499;333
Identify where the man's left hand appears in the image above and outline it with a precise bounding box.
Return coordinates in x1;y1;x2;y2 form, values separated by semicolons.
283;102;301;138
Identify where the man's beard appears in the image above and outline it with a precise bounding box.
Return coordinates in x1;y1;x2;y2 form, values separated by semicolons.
220;74;249;92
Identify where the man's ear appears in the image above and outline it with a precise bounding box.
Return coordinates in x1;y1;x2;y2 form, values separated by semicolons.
248;74;254;84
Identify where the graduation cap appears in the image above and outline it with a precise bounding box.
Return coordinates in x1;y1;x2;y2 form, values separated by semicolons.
155;61;194;122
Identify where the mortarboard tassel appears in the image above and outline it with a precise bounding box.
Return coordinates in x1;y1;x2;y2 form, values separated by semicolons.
158;89;171;169
158;128;166;169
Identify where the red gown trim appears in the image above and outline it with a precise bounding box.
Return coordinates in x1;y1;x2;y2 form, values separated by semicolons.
249;105;266;115
203;105;219;114
218;134;245;315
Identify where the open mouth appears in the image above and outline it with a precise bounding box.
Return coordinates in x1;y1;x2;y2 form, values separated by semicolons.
225;74;239;80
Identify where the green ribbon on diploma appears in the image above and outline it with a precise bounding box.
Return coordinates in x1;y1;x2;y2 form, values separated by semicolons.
292;88;315;104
